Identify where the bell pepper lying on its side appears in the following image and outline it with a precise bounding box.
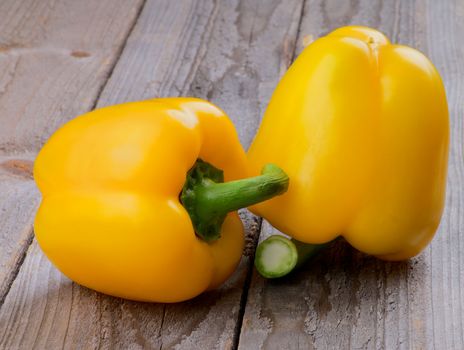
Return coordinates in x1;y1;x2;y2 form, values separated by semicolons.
249;26;449;278
34;98;289;302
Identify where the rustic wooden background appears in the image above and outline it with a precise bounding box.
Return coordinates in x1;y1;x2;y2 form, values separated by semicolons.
0;0;462;349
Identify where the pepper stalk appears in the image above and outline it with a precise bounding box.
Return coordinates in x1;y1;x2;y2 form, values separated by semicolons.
254;235;332;278
181;159;289;242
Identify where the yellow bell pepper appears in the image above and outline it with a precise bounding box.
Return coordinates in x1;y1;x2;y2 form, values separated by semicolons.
248;26;449;271
34;98;288;302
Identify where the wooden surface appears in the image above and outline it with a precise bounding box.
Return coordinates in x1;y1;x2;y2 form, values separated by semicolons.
0;0;462;349
0;0;145;312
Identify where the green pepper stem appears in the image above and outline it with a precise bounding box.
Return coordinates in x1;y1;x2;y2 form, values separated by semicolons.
292;238;330;268
197;163;288;216
254;235;331;278
181;160;289;242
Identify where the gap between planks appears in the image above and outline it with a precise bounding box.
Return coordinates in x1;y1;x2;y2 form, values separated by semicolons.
0;0;148;308
231;0;307;348
0;1;308;349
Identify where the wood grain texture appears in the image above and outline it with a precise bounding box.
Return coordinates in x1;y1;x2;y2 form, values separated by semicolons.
0;0;304;349
98;0;304;149
0;0;145;305
238;0;464;349
426;0;464;348
2;0;461;349
0;0;144;154
0;157;38;301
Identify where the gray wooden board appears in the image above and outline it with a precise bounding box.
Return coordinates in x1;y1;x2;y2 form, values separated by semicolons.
238;0;464;349
1;0;462;349
0;0;145;306
0;160;38;301
0;0;144;154
0;0;305;349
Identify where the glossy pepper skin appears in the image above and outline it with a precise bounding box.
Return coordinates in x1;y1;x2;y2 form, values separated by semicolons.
247;26;449;260
34;98;247;302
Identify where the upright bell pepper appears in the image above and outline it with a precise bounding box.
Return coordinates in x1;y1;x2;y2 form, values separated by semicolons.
248;26;449;277
34;98;289;302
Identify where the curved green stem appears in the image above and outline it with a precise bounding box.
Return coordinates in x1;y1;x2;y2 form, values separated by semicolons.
254;235;331;278
181;159;289;242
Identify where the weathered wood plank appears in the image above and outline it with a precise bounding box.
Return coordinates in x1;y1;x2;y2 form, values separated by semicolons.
238;0;464;349
0;0;144;154
426;0;464;348
0;158;38;301
0;0;305;349
0;0;145;305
